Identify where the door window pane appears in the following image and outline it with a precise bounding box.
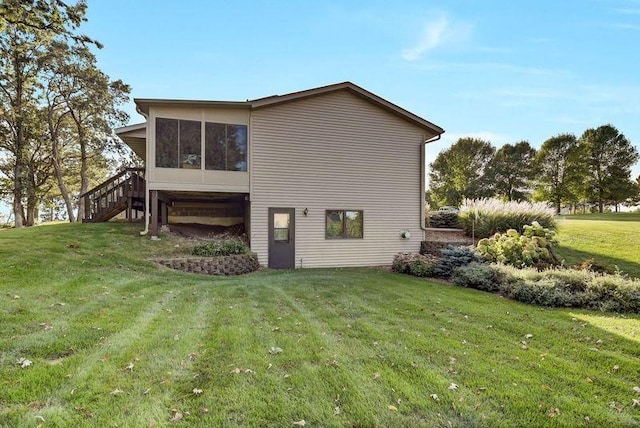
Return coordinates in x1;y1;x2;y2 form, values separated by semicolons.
273;213;290;242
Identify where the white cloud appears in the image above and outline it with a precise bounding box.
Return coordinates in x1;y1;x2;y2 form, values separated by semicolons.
410;60;571;77
401;14;473;61
613;8;640;15
402;16;449;61
494;88;566;99
529;37;553;44
611;22;640;30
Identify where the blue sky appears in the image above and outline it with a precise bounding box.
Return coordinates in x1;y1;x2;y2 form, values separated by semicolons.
2;0;639;220
82;0;639;174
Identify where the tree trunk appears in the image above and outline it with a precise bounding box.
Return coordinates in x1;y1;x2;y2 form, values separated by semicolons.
12;49;25;228
76;128;88;221
53;159;76;222
50;132;76;222
13;161;24;228
26;188;37;226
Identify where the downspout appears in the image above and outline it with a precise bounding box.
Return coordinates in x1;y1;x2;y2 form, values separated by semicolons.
136;105;151;236
420;134;442;239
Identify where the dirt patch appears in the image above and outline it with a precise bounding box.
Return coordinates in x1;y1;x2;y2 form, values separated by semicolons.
165;223;247;242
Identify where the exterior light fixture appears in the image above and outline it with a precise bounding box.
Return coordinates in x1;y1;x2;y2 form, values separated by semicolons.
303;208;309;216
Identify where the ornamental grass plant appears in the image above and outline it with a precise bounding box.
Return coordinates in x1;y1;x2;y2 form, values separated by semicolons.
458;198;556;239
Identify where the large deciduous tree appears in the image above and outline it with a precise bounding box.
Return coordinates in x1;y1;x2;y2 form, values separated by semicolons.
44;42;129;218
485;141;537;201
578;124;639;213
0;1;129;226
0;0;98;46
533;134;584;214
428;137;495;207
0;18;47;227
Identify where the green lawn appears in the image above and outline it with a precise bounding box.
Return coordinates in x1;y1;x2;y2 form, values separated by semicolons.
555;212;640;278
1;223;640;426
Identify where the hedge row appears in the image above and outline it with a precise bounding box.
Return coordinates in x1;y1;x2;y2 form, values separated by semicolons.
452;263;640;313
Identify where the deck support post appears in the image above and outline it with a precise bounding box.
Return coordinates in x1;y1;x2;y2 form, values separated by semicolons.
126;197;132;222
151;190;159;239
160;200;168;226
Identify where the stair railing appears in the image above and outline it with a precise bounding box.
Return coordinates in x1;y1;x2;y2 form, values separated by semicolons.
80;167;145;222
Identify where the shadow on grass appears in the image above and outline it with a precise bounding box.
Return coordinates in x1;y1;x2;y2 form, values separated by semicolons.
561;213;640;222
555;246;640;279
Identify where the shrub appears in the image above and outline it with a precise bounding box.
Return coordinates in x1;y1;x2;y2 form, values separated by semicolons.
451;262;501;292
433;245;483;278
573;258;616;275
191;240;249;257
426;211;460;228
489;264;640;312
458;198;556;239
475;222;559;268
392;253;439;277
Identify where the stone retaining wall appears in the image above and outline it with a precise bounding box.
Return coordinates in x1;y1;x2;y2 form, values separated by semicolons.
156;253;259;276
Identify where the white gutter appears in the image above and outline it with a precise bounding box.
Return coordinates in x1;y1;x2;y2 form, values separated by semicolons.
136;105;151;236
421;134;442;236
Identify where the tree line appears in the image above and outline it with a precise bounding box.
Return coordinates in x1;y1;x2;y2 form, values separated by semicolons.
427;124;640;214
0;0;131;227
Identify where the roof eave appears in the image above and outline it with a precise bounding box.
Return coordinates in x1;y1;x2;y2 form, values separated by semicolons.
134;99;251;115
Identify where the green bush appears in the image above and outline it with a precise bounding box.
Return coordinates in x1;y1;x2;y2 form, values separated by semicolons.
489;264;640;312
433;245;483;278
451;262;501;292
426;211;460;228
475;222;559;268
392;253;439;277
458;198;556;239
191;240;249;257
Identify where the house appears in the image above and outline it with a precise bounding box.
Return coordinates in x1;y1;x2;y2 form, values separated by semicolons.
113;82;444;268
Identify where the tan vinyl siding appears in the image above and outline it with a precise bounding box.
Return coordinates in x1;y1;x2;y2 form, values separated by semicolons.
250;90;425;268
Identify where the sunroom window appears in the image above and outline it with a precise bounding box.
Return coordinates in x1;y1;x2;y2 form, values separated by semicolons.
155;118;247;170
205;123;248;171
155;118;201;169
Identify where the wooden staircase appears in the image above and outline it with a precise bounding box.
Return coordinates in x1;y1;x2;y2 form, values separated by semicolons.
80;168;145;222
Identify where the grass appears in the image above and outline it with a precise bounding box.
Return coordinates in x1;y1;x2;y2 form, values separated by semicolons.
555;212;640;278
1;222;640;426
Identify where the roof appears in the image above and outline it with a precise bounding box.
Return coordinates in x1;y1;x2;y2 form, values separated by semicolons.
114;123;146;159
119;82;445;158
133;82;444;135
134;99;250;116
